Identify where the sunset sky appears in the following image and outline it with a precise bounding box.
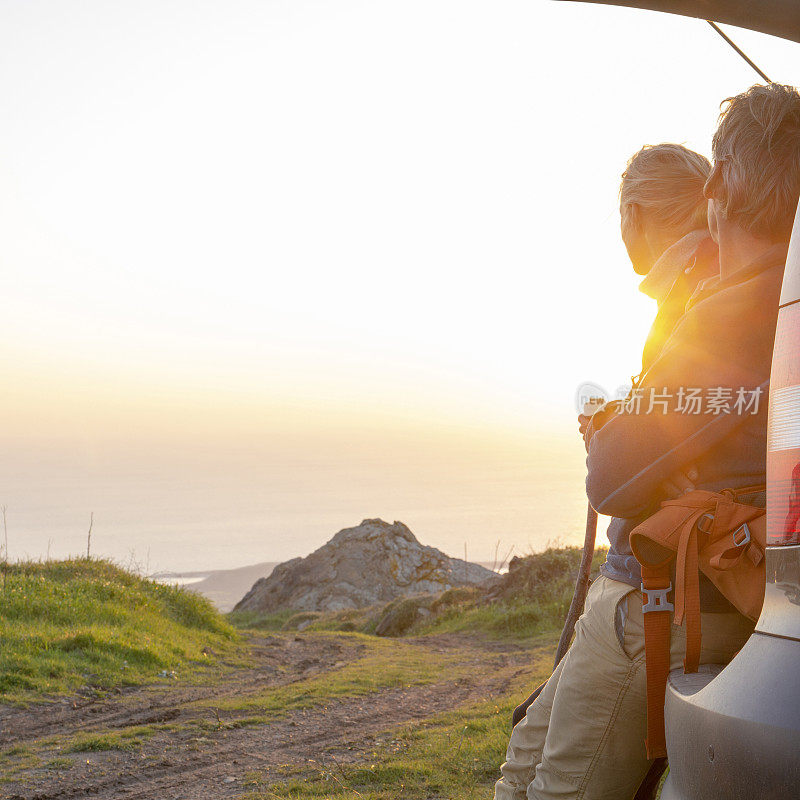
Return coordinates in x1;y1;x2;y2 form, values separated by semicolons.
1;1;797;570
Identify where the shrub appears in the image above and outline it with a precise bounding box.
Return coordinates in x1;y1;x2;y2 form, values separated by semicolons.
375;596;435;637
281;612;321;631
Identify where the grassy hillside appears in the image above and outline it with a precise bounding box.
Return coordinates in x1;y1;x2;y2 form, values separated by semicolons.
0;546;604;706
0;558;240;703
2;546;616;797
230;545;609;641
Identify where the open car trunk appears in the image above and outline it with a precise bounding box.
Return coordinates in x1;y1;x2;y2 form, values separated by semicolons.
558;2;800;798
557;0;800;44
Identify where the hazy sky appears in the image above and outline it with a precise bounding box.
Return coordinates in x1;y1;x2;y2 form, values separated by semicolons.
1;1;797;568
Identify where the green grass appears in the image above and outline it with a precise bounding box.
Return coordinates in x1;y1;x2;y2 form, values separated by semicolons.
64;727;155;753
0;744;42;783
415;547;606;639
0;558;241;703
44;756;74;770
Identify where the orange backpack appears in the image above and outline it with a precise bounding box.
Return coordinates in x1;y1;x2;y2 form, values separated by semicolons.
629;486;766;759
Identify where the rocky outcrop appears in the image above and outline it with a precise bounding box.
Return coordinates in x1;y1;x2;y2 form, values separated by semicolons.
234;518;498;613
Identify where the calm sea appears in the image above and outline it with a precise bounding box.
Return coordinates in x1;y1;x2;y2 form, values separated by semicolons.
2;430;597;574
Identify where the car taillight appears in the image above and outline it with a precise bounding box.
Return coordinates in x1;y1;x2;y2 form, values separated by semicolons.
767;295;800;546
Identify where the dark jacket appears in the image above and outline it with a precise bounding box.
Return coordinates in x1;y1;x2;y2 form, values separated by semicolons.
587;245;787;605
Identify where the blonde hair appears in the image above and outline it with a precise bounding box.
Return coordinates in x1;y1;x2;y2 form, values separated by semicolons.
707;83;800;242
620;144;711;242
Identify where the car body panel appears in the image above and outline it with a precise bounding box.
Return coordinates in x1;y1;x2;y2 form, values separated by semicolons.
759;545;800;639
660;633;800;800
765;296;800;561
780;204;800;306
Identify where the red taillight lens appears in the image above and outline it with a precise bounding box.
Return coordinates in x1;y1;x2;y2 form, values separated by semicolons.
767;300;800;546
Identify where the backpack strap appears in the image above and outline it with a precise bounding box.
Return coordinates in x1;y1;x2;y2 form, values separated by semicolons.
705;523;764;570
674;515;702;674
727;483;767;499
640;559;674;760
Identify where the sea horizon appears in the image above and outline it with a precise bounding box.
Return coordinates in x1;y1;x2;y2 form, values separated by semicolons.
3;422;596;575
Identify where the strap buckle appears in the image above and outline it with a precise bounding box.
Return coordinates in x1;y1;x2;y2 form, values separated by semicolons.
732;522;751;548
641;582;675;614
697;512;715;534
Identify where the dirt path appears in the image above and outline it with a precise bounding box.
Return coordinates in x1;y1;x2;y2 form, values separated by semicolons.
1;633;538;800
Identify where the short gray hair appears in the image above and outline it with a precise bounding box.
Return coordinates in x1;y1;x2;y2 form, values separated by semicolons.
620;144;711;240
706;83;800;242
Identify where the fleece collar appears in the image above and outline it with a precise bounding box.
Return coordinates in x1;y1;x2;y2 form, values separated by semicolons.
686;243;788;310
638;229;709;304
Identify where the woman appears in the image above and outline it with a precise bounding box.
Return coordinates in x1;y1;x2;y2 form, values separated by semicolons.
620;143;719;378
578;143;718;439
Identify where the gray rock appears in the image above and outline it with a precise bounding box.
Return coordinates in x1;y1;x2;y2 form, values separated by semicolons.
233;518;498;613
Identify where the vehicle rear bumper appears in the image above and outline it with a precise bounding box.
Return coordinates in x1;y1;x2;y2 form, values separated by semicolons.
660;632;800;800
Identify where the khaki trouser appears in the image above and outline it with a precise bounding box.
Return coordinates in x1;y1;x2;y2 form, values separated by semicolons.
495;575;754;800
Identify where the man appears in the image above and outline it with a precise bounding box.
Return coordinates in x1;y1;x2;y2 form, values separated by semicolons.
495;83;800;800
